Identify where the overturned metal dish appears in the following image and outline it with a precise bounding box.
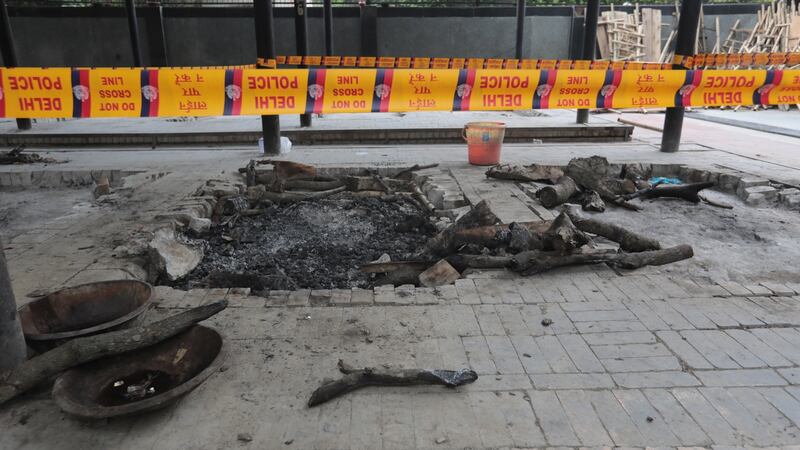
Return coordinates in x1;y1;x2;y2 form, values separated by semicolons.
52;325;225;419
18;280;153;342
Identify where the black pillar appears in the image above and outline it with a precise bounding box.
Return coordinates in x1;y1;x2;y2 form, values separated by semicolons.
254;0;281;155
661;0;702;152
360;5;378;57
143;4;169;66
324;0;334;56
515;0;526;60
0;0;30;130
576;0;600;124
295;0;311;127
125;0;143;66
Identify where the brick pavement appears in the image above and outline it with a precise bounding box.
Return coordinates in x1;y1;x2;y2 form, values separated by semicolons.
5;266;800;449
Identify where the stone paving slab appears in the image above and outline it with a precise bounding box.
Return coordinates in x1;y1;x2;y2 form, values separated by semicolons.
4;272;800;449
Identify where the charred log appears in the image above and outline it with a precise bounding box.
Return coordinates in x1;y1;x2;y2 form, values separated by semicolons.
486;164;564;184
622;181;715;203
537;176;578;208
308;360;478;407
542;212;589;254
565;209;661;252
511;245;693;275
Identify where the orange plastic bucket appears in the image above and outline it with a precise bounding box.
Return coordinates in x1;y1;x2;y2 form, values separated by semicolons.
462;121;506;165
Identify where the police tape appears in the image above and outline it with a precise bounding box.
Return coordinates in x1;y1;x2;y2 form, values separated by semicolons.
261;57;673;70
261;52;800;70
1;67;798;119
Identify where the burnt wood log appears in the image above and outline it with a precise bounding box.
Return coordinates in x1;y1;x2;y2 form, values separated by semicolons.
308;360;478;407
537;176;578;208
360;261;434;274
424;200;499;256
622;181;715;203
283;177;344;192
261;186;346;204
373;267;424;287
508;222;534;253
447;221;550;253
565;209;661;252
345;176;409;192
582;191;606;212
244;160;257;187
445;254;513;272
452;200;498;229
511;245;693;275
0;300;228;405
485;164;564;184
392;163;439;180
542;212;589;253
608;197;643;211
409;182;435;213
564;156;612;191
563;156;641;208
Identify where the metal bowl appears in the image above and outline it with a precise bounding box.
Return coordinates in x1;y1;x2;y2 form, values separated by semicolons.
18;280;153;342
52;325;225;419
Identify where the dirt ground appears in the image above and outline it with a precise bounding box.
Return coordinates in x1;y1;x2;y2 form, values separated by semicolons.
597;189;800;283
174;194;436;292
0;187;94;242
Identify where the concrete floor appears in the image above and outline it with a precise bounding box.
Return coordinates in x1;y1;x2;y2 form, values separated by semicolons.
3;110;800;449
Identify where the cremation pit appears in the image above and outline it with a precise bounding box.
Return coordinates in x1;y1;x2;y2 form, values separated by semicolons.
170;194;437;293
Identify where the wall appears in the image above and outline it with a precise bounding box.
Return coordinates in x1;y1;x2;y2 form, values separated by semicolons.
2;4;760;68
377;15;574;59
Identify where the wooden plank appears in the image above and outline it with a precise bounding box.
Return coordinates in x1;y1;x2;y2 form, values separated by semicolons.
789;15;800;49
597;22;611;59
642;8;662;61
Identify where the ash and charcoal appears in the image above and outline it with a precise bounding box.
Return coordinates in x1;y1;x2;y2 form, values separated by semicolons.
98;370;175;406
174;195;436;293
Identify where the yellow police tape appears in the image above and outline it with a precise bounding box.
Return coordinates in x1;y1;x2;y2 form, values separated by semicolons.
264;52;800;70
1;67;798;119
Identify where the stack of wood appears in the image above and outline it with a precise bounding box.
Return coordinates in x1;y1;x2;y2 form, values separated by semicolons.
597;5;663;62
732;1;800;56
364;156;705;286
238;160;436;214
375;199;695;280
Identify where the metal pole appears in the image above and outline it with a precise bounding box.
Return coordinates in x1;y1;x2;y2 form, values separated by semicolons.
324;0;334;56
295;0;312;127
156;3;169;66
661;0;702;152
254;0;281;155
576;0;600;124
125;0;143;66
0;239;26;372
0;0;31;130
515;0;526;60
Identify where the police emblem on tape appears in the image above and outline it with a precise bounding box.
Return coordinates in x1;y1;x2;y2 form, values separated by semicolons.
308;84;323;100
456;83;471;98
225;84;241;101
142;85;158;101
72;85;90;102
600;84;617;98
536;84;552;97
374;84;390;99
